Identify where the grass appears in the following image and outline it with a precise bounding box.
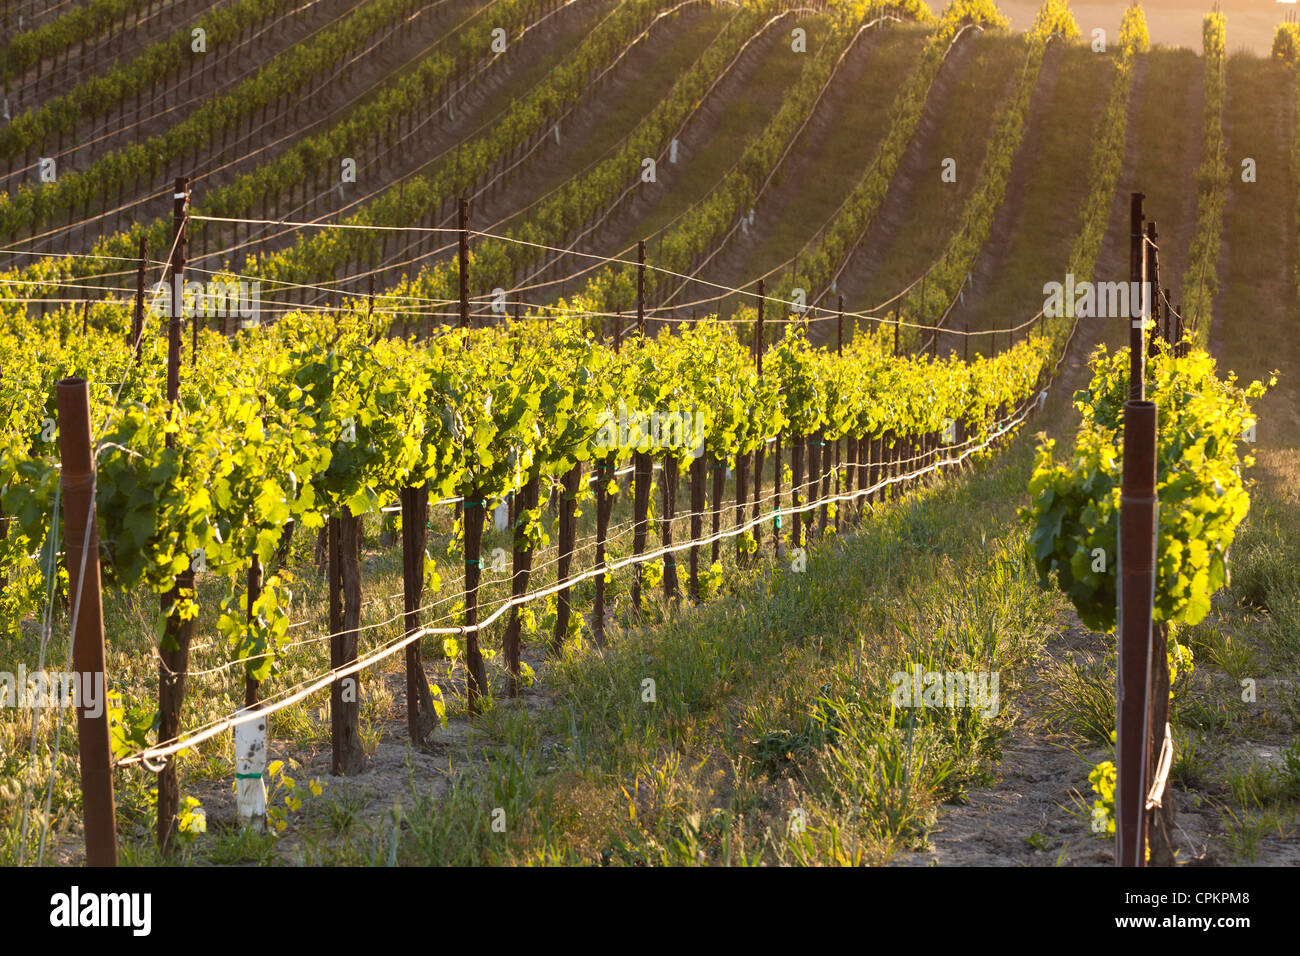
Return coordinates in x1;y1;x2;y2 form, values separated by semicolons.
1041;648;1114;747
259;426;1061;865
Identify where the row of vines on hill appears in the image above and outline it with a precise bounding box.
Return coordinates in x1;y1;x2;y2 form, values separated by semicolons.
1272;21;1300;305
2;0;155;81
886;0;1078;343
0;0;433;239
1;0;305;161
765;0;1146;358
0;0;689;299
765;0;1014;323
557;0;935;313
574;0;995;317
246;0;780;293
384;0;1041;322
0;0;561;295
1;294;1054;754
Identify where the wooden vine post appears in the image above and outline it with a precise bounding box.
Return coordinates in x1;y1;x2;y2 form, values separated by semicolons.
1145;221;1161;357
131;236;146;356
919;274;926;337
817;424;831;538
788;297;804;550
834;295;843;532
791;429;805;550
457;196;470;336
865;430;879;513
1162;287;1171;346
554;463;582;649
461;486;489;713
661;453;679;602
158;177;195;854
1147;627;1176;865
772;434;782;557
710;454;725;565
593;457;614;643
688;444;706;602
57;378;118;867
245;555;261;707
593;314;618;644
636;240;646;337
460;246;489;712
773;300;784;557
734;354;750;564
1116;190;1172;868
631;243;652;608
400;485;438;740
1128;192;1146;401
329;507;365;774
1175;301;1185;358
631;448;653;610
505;474;540;691
892;429;902;501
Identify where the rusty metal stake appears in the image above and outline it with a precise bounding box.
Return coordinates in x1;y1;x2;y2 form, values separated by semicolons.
1117;399;1158;867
